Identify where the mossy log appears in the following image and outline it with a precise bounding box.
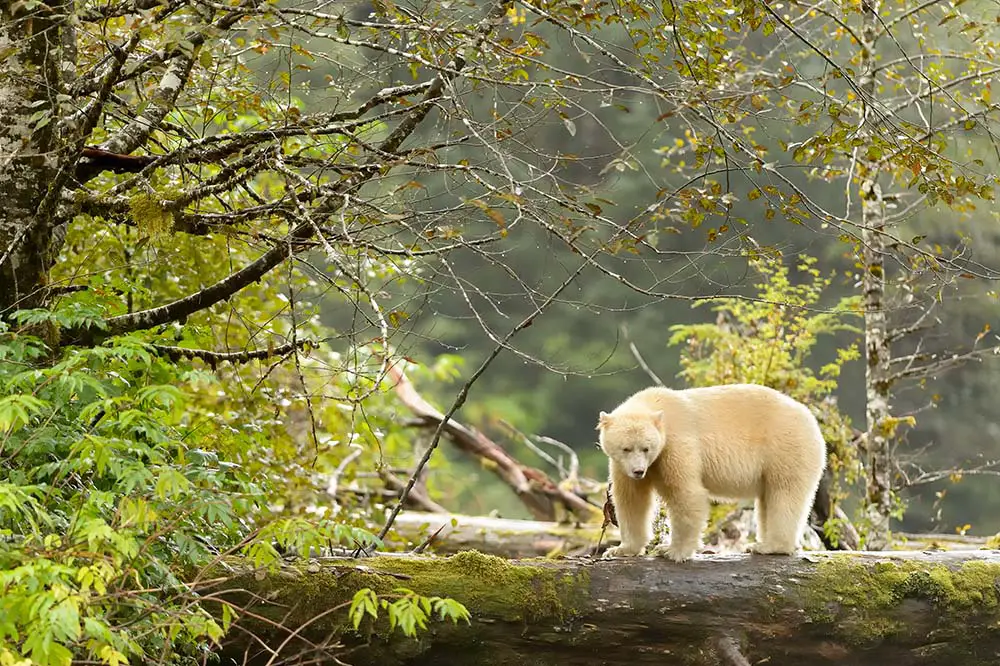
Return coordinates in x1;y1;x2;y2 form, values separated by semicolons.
210;549;1000;666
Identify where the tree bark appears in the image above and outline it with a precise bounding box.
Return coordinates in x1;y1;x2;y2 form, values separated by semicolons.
0;2;69;314
208;549;1000;666
856;0;894;549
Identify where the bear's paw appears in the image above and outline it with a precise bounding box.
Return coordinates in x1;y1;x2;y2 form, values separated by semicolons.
651;543;695;563
602;544;646;559
747;542;797;556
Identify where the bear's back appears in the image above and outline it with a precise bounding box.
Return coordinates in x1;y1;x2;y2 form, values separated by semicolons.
632;383;821;470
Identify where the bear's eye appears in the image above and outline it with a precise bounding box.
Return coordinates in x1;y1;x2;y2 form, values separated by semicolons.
622;447;633;453
641;447;650;453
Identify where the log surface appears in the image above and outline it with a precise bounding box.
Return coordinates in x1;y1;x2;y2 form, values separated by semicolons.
212;549;1000;666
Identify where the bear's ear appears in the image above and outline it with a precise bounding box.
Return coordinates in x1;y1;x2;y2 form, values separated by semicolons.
652;410;666;429
596;411;611;430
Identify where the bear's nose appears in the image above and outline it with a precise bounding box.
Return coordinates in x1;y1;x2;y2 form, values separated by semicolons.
631;468;645;479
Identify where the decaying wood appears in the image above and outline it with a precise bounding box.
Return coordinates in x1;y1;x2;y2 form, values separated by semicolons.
370;508;823;559
383;512;615;558
895;532;991;549
383;360;600;522
209;549;1000;666
380;474;447;515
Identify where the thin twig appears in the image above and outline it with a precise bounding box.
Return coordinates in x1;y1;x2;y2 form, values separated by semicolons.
410;522;449;555
381;472;448;514
326;444;363;498
622;324;664;386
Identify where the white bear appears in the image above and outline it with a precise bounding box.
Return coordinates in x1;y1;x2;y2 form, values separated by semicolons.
597;383;826;562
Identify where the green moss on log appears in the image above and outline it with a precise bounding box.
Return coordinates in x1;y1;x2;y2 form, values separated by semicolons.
228;550;589;637
803;556;1000;644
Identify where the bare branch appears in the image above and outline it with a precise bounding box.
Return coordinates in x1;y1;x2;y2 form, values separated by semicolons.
888;346;999;384
99;52;196;156
902;464;1000;487
149;339;314;367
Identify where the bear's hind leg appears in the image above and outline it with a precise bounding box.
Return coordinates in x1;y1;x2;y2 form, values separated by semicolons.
749;483;812;555
602;471;655;558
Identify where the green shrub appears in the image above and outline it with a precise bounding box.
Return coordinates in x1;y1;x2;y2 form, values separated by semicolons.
0;308;466;666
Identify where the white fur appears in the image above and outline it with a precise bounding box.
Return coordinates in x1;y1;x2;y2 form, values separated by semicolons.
597;384;826;562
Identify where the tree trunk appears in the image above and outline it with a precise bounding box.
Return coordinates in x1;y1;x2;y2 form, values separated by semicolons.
0;2;69;314
209;549;1000;666
856;0;894;549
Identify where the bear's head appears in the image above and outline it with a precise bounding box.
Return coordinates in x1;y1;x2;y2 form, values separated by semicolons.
596;409;665;480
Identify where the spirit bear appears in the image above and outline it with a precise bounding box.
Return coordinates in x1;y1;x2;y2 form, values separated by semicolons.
597;383;826;562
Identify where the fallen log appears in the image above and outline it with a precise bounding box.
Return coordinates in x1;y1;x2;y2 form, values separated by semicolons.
895;532;991;550
380;507;832;559
383;511;616;557
209;549;1000;666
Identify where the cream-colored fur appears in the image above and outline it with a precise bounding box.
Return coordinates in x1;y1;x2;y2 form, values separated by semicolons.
597;383;826;562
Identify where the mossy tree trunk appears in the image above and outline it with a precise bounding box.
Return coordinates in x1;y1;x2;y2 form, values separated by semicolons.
208;549;1000;666
1;1;70;313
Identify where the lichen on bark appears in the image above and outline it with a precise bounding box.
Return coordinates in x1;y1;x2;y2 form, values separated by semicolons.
0;2;70;312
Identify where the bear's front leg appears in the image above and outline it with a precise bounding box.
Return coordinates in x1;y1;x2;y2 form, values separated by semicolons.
653;489;710;562
602;469;654;559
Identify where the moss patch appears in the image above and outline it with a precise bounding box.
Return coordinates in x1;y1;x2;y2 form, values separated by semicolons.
129;193;174;238
236;550;589;635
803;556;1000;644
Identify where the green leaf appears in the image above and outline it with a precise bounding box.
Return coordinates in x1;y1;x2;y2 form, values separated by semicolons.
349;589;379;630
136;384;184;410
0;394;49;431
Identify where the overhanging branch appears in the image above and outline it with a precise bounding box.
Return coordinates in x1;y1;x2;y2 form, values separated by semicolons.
67;236;303;346
63;0;516;348
150;339;315;367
